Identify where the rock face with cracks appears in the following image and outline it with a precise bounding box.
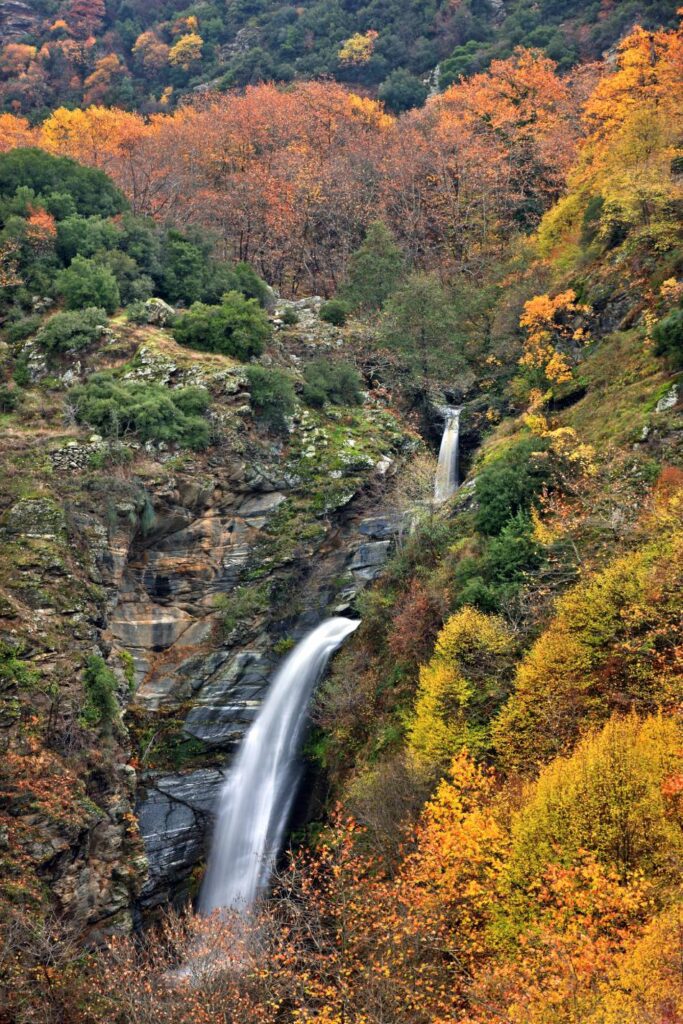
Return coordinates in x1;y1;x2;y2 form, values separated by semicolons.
0;320;418;932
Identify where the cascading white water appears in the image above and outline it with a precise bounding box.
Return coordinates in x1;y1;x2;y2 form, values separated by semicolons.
434;407;461;503
199;617;360;915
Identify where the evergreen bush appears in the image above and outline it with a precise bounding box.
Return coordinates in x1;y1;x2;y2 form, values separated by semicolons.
302;359;363;408
341;221;404;312
474;437;551;536
172;292;271;360
36;307;107;354
246;365;296;432
54;256;120;314
653;307;683;367
72;373;211;448
320;299;349;326
82;655;119;734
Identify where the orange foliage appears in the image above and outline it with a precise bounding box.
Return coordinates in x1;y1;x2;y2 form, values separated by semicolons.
519;289;591;386
387;578;447;668
462;856;649;1024
83;53;126;105
0;43;38;76
0;46;579;293
25;206;58;254
0;112;34;152
132;31;171;71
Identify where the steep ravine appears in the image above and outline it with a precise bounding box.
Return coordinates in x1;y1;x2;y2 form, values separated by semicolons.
0;316;423;935
124;462;412;913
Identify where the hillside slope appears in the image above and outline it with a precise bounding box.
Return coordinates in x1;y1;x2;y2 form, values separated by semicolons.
0;0;679;115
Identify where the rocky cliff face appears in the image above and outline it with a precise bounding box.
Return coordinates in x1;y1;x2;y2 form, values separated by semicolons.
0;313;419;935
0;1;37;42
112;448;410;911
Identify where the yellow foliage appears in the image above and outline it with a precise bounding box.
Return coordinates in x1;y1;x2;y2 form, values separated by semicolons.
524;411;597;477
508;714;683;889
660;276;683;305
338;30;378;66
168;32;203;69
347;92;394;130
408;607;512;773
493;526;683;772
538;18;683;259
0;112;33;153
530;505;558;546
519;289;591;387
40;105;146;169
404;751;509;967
590;903;683;1024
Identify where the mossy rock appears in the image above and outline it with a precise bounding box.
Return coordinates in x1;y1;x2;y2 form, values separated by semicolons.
2;498;66;540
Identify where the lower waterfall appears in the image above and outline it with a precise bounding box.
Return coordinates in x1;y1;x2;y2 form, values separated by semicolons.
434;407;461;503
199;617;360;914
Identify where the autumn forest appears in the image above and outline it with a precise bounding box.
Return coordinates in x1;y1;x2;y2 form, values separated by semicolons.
0;2;682;1023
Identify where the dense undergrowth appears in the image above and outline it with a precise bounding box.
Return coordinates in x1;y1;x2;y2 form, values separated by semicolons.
0;12;681;1024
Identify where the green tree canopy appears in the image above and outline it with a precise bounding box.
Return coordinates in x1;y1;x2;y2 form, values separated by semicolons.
172;292;271;360
380;271;462;377
341;221;404;312
54;255;121;314
0;149;126;219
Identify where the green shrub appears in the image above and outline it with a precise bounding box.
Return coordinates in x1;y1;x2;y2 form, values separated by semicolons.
56;214;120;263
475;437;551;536
653;307;683;367
3;315;41;344
54;255;120;313
0;641;38;692
454;512;541;611
246;365;296;433
0;383;21;412
159;229;207;305
302;358;363;408
281;306;299;325
125;300;149;324
215;583;270;635
103;250;154;304
12;354;30;387
379;272;462;378
36;307;107;354
82;655;119;733
172;291;271;360
378;70;428;113
222;261;272;308
320;299;349;326
72;373;211;448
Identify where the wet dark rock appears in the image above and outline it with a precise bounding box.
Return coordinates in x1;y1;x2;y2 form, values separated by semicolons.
136;769;227;909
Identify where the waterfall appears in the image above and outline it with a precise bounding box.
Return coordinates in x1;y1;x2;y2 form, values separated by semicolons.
434;407;461;503
199;617;360;914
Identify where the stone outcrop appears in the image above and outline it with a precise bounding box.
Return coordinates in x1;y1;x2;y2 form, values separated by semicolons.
0;0;37;41
136;768;226;910
119;474;408;908
0;319;418;931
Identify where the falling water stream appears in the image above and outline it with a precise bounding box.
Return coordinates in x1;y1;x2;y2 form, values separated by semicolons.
434;407;461;503
199;617;360;914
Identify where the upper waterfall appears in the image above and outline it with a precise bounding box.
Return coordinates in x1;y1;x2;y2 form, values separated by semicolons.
434;407;461;503
199;617;360;915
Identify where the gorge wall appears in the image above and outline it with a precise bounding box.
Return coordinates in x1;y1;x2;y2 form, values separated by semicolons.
0;310;420;937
